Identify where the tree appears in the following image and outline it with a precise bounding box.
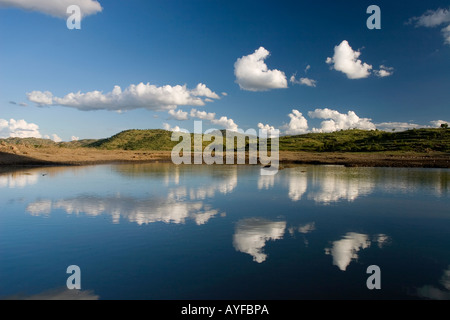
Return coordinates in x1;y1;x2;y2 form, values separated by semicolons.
441;123;448;129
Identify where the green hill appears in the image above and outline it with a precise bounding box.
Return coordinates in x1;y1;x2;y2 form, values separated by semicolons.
280;128;450;152
59;139;101;148
88;129;257;151
87;128;450;153
89;129;178;150
2;128;449;153
0;137;57;147
0;137;99;148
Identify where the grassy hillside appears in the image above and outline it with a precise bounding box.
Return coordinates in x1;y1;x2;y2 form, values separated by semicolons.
89;129;178;150
0;137;57;147
88;129;257;151
59;139;100;148
2;128;449;153
0;137;99;148
280;128;450;152
87;128;450;153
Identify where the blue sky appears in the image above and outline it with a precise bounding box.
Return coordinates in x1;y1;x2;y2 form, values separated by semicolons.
0;0;449;141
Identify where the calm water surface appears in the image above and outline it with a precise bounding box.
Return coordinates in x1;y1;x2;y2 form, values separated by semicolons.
0;164;449;300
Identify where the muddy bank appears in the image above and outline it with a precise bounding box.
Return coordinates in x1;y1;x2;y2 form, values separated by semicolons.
1;145;449;170
279;151;450;168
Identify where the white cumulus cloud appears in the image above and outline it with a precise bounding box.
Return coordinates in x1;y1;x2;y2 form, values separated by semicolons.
326;40;373;79
162;123;182;132
211;116;239;132
27;90;53;105
409;8;450;27
52;134;62;142
0;0;102;19
234;47;288;91
27;82;220;112
374;65;394;78
189;108;216;121
257;122;276;133
0;118;63;141
442;24;450;44
257;123;276;132
189;108;239;131
376;119;450;131
257;123;278;138
429;119;450;127
71;136;80;141
290;75;317;87
308;108;376;132
408;8;450;45
168;109;189;121
191;83;220;99
0;118;42;138
282;109;309;135
375;122;422;131
44;134;62;142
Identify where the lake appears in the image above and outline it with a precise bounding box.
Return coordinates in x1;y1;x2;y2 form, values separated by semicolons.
0;163;449;300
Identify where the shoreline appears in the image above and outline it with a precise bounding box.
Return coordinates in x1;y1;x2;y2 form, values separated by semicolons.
1;147;449;171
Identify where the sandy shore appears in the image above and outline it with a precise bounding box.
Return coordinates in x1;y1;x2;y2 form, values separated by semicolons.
1;143;449;170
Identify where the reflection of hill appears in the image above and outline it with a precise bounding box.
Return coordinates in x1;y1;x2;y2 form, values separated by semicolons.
374;168;449;196
28;195;221;225
0;166;101;188
112;162;182;179
113;162;240;179
0;171;39;188
25;165;238;226
307;167;375;204
285;166;449;204
284;166;374;203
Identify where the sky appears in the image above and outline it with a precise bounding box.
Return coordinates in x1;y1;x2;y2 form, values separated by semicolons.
0;0;449;141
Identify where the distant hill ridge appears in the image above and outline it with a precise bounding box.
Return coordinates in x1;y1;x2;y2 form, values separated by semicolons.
280;128;450;152
1;128;449;153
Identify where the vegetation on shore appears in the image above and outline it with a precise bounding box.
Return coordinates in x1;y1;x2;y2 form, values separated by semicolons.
1;128;449;168
1;127;450;153
280;128;450;152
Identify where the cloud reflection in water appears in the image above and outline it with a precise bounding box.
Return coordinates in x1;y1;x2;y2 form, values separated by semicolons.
25;165;240;225
0;172;39;189
325;232;391;271
417;265;450;300
233;218;286;263
27;195;221;225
